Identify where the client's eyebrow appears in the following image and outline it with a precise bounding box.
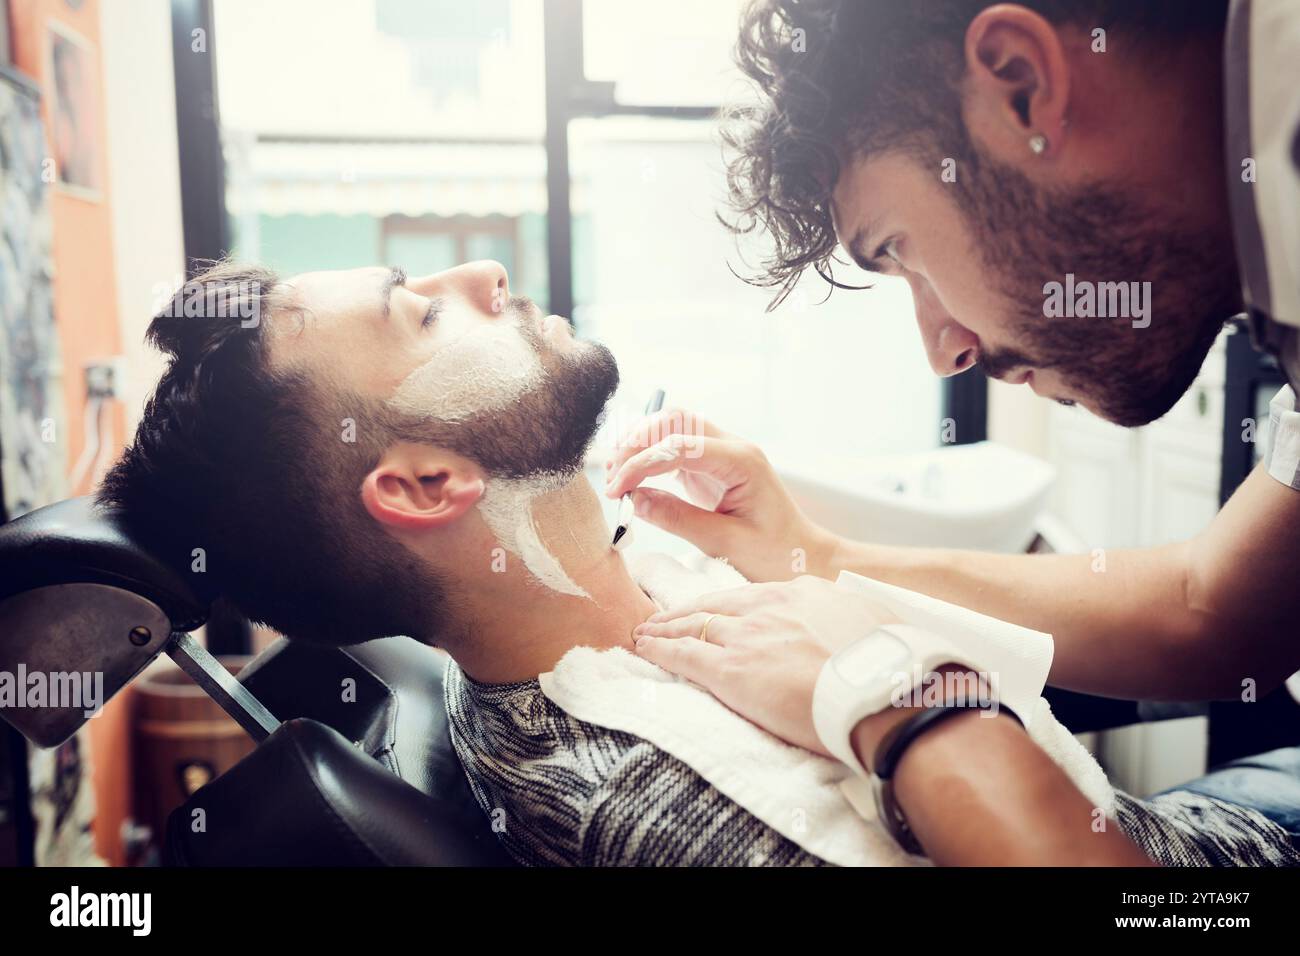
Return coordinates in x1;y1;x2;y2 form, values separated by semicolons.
379;266;407;320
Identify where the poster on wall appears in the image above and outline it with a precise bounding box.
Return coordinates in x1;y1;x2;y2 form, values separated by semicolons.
1;2;13;69
0;65;66;519
0;64;101;867
45;19;101;200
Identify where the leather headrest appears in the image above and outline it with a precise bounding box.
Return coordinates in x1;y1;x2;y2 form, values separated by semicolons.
0;497;212;631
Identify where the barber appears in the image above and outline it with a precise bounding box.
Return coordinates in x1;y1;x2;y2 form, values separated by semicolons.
605;0;1300;865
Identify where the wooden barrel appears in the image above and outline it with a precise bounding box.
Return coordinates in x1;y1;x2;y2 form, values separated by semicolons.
130;657;256;851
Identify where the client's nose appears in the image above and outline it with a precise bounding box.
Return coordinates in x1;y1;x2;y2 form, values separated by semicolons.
417;260;510;315
460;259;510;315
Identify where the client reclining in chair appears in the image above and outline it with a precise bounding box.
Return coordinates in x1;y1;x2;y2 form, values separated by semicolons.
99;260;1300;867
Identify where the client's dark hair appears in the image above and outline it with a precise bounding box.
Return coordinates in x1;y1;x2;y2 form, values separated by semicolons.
723;0;1229;304
99;261;445;645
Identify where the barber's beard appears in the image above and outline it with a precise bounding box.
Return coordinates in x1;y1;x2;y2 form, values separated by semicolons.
398;314;620;479
960;153;1239;427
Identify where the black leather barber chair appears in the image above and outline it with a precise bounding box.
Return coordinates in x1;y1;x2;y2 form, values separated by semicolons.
0;496;513;866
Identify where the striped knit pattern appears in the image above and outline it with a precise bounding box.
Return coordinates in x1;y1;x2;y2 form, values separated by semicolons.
1113;790;1300;866
444;660;823;866
445;659;1298;867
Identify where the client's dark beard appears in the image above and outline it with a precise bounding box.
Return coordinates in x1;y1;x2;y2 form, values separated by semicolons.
393;306;620;478
958;151;1240;427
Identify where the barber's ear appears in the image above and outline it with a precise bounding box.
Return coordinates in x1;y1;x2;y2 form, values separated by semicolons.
963;5;1070;157
360;447;486;531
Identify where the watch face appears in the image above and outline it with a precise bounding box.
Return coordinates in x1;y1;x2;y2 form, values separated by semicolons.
832;630;911;688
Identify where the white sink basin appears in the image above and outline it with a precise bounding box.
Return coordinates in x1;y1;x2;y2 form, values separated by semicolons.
770;441;1055;554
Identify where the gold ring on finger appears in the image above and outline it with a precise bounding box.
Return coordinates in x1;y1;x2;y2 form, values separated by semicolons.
699;613;720;645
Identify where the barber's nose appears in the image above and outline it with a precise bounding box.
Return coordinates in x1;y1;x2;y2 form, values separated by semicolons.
911;280;979;377
422;260;510;315
929;324;979;377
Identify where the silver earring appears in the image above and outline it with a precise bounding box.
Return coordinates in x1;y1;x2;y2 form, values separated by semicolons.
1028;133;1048;155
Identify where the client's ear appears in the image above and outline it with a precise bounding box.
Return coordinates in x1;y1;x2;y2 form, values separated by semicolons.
360;443;486;531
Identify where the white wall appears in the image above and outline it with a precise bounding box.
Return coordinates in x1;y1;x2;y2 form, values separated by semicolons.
99;0;185;431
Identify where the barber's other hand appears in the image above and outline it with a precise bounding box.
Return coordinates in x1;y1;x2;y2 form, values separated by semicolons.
632;575;896;756
604;409;837;582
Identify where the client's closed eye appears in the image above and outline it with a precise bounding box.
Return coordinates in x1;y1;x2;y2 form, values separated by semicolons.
421;297;445;329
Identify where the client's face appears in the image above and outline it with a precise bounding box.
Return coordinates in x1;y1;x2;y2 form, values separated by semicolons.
269;260;619;477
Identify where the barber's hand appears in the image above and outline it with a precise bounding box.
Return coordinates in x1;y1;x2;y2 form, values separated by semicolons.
604;409;838;582
632;575;896;756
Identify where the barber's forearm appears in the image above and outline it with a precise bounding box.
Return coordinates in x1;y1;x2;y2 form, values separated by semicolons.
850;702;1153;866
819;536;1226;699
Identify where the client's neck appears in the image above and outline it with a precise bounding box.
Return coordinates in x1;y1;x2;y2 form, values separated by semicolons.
444;473;657;683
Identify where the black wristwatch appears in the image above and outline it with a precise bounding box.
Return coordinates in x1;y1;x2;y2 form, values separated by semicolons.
870;700;1024;855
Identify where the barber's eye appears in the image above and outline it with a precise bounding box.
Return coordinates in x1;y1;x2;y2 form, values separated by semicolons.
870;238;902;273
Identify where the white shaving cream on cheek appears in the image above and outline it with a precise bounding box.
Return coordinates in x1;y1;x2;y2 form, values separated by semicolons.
386;325;589;599
476;475;590;599
389;321;543;422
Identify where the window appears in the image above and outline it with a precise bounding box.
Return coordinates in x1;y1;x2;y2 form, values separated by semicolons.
554;2;943;457
214;0;548;294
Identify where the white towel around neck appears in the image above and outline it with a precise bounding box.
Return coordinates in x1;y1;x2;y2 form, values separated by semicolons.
538;552;1115;867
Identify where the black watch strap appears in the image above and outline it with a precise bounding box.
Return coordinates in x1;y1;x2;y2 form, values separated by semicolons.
873;699;1024;780
871;700;1025;856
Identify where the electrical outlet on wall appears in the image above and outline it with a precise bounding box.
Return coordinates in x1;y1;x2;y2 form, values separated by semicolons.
84;357;128;400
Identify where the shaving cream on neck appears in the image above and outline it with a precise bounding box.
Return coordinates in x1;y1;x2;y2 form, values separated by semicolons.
477;474;589;599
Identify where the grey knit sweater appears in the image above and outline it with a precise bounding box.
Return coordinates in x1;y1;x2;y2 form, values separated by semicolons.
444;659;1300;867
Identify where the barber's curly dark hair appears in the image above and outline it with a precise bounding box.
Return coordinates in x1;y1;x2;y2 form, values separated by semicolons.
721;0;1229;306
